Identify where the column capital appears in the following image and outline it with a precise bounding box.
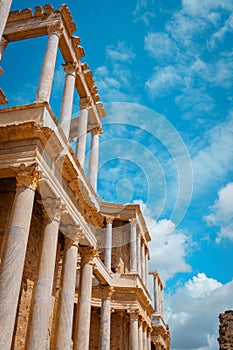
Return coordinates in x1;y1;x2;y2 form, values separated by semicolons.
129;217;137;227
79;246;99;265
47;22;63;37
61;224;85;242
79;96;92;109
16;164;40;190
41;197;67;222
105;216;113;225
0;37;8;47
64;236;79;249
138;315;144;326
127;309;139;320
90;125;103;135
62;62;79;75
99;286;114;299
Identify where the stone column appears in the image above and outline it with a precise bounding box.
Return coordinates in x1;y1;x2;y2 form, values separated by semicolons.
76;97;91;168
88;127;102;191
0;0;12;42
59;62;77;139
147;328;152;350
136;233;141;277
0;37;8;63
104;217;113;271
138;317;143;350
56;234;81;350
154;273;159;312
130;219;137;272
99;286;114;350
36;23;62;102
143;323;147;350
129;311;139;350
0;165;39;350
141;241;146;283
74;247;98;350
145;248;148;287
27;198;65;350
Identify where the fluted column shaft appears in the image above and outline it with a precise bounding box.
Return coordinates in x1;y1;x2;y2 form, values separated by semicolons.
136;234;141;277
130;219;137;272
145;248;148;287
74;247;98;350
88;127;101;191
147;329;152;350
99;286;114;350
76;97;91;168
59;63;77;139
36;24;62;102
143;324;147;350
129;312;139;350
104;217;113;271
0;166;39;350
27;198;65;350
0;0;12;42
56;237;79;350
141;242;146;283
138;318;143;350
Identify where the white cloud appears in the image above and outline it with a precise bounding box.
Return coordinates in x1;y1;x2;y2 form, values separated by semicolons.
136;200;192;282
145;66;182;98
193;113;233;193
166;274;233;350
205;182;233;243
133;0;155;25
144;32;178;61
106;41;135;63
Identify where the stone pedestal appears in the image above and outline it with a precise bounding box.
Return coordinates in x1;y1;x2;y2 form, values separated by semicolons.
27;198;65;350
104;217;113;271
130;219;137;272
76;97;91;168
59;63;77;139
36;24;62;102
56;237;79;350
129;311;139;350
99;286;114;350
0;165;39;350
88;127;101;191
74;247;98;350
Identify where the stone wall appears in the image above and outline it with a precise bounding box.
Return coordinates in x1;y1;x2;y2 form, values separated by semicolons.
218;310;233;350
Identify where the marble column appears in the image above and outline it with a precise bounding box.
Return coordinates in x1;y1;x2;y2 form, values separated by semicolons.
130;219;137;272
76;97;91;168
36;23;62;102
59;63;77;139
99;286;114;350
104;217;113;271
27;198;65;350
141;242;146;283
154;273;159;312
143;323;147;350
0;0;12;42
56;235;80;350
74;247;98;350
88;127;101;192
145;248;148;287
0;37;8;64
0;165;39;350
129;311;139;350
147;328;152;350
136;233;141;277
138;317;143;350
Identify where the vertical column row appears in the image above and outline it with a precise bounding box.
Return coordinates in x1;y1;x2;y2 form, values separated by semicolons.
0;165;39;350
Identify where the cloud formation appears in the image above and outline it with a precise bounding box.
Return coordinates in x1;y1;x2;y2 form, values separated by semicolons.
205;182;233;242
166;273;233;350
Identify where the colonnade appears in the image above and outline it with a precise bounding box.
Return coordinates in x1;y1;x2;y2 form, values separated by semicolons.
150;271;164;316
28;23;101;191
0;165;113;350
129;311;152;350
103;217;149;286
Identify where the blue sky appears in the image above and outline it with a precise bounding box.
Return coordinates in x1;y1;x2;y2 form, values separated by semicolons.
1;1;233;349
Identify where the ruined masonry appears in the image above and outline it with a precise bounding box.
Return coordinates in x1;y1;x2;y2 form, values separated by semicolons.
218;311;233;350
0;2;170;350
